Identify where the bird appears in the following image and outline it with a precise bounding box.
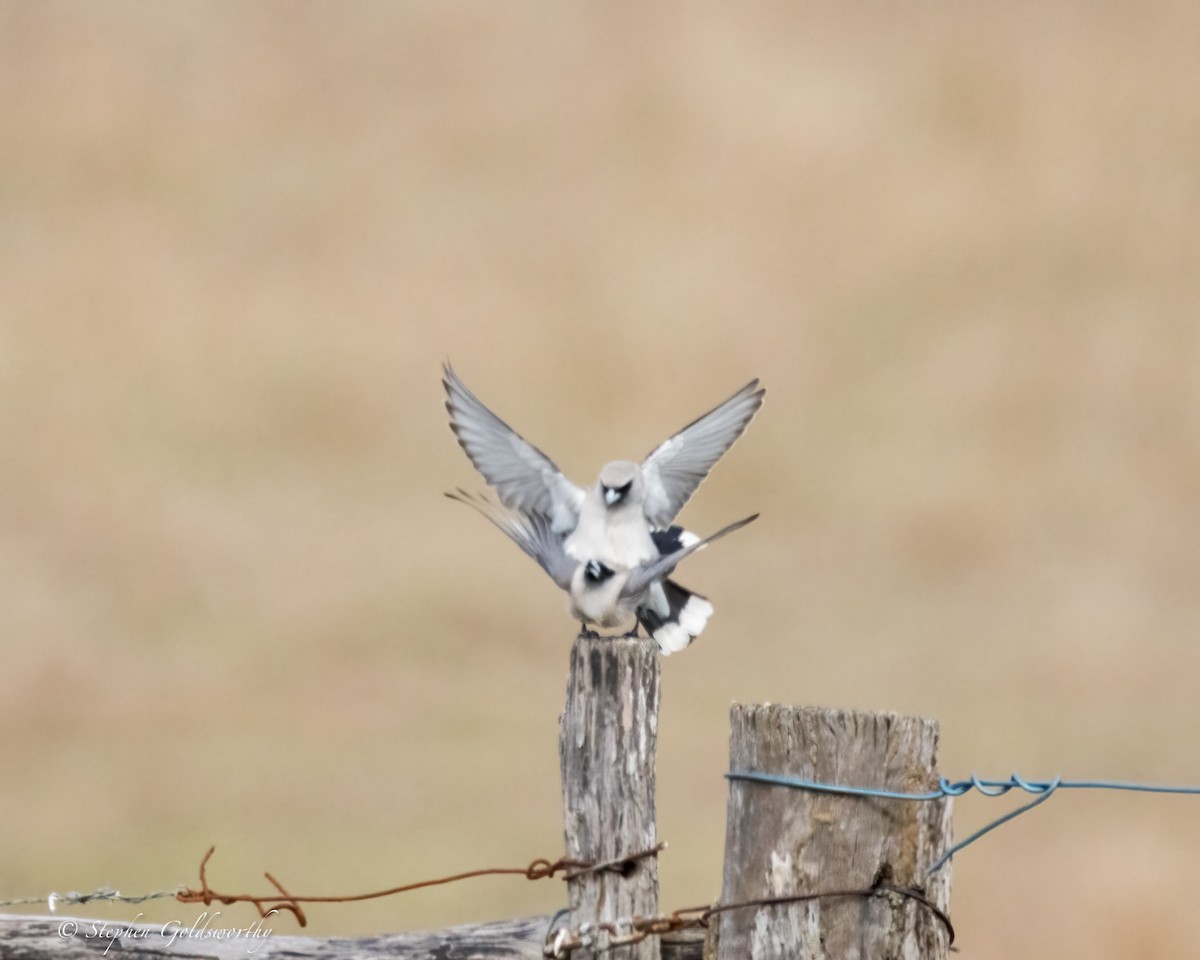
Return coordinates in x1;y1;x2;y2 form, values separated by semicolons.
446;490;758;653
442;363;765;574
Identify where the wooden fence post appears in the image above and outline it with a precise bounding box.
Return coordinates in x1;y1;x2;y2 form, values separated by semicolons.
560;635;661;960
716;704;953;960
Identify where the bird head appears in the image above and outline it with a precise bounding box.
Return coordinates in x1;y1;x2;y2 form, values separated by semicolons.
598;461;641;510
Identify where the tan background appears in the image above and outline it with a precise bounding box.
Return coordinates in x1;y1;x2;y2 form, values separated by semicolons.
3;2;1199;957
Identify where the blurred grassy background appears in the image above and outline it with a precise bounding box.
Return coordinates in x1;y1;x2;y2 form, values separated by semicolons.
2;2;1199;956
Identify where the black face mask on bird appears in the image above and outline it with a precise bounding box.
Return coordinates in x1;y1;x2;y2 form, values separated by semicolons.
583;559;617;584
602;480;633;508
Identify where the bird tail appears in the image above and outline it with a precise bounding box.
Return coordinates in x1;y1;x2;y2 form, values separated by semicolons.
649;525;701;554
638;579;714;655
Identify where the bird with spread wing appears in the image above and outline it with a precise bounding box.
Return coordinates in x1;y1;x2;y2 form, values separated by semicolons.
443;364;764;652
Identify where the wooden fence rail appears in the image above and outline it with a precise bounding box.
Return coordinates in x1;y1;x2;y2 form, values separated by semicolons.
0;914;707;959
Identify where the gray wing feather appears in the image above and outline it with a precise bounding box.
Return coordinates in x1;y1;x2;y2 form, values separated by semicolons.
446;489;576;590
444;364;584;531
640;379;765;528
622;513;759;598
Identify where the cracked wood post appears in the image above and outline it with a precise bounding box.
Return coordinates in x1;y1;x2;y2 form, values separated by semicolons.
560;635;661;960
715;704;953;960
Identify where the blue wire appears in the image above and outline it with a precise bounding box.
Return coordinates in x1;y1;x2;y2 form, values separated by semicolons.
927;779;1060;872
725;771;1200;872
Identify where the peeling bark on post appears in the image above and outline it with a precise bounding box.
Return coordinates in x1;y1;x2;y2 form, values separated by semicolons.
717;704;953;960
560;635;661;960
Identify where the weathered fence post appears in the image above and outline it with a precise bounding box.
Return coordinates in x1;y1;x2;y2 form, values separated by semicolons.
560;635;661;960
716;704;953;960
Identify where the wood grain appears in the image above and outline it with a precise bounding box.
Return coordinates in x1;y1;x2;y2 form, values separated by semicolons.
560;635;661;960
717;704;953;960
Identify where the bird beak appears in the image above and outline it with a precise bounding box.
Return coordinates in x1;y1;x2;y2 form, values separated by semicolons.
604;486;621;506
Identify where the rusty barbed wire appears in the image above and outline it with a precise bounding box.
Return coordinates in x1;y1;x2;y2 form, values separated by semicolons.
175;842;666;928
543;883;955;957
0;842;956;954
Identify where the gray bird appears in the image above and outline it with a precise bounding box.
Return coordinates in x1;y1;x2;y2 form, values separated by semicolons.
443;363;765;572
446;490;758;653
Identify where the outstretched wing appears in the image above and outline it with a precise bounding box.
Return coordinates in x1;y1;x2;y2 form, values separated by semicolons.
444;364;584;532
640;379;765;528
623;513;759;598
446;489;576;590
